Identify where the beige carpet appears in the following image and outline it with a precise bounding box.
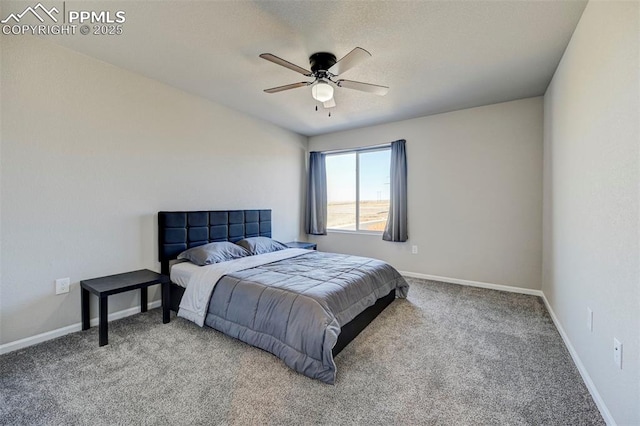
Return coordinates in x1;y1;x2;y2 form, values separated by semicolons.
0;277;603;425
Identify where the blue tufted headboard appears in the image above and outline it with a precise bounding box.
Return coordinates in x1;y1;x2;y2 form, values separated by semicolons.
158;209;272;274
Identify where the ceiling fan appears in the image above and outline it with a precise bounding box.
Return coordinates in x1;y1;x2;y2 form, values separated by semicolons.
259;47;389;109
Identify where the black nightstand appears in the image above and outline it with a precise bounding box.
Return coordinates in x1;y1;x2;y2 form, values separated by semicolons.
81;269;170;346
284;241;317;250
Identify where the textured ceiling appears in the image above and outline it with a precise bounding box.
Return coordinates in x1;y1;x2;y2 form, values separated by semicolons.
28;0;586;136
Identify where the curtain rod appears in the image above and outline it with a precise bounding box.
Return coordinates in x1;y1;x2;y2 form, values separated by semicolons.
320;142;391;155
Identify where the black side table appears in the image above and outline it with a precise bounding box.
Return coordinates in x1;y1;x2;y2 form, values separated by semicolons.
284;241;317;250
81;269;170;346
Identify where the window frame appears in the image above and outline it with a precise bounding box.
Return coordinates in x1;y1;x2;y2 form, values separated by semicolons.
324;145;391;234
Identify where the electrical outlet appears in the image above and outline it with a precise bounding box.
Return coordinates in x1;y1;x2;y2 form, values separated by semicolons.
613;338;622;369
55;278;70;295
587;307;593;332
411;245;418;255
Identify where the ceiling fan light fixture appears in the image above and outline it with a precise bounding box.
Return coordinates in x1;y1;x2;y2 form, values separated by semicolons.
311;80;334;102
260;48;388;108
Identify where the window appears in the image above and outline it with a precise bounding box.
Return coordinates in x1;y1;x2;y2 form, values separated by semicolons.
326;147;391;232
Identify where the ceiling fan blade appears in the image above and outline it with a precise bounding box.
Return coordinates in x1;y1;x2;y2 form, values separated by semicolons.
264;82;310;93
336;79;389;96
328;47;371;76
323;98;336;108
260;53;312;76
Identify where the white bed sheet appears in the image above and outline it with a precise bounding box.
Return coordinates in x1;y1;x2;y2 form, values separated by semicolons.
170;261;201;288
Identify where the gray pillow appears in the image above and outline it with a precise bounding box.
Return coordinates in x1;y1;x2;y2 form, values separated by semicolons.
177;242;250;266
235;237;288;255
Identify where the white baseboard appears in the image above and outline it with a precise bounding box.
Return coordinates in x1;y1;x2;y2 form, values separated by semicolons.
400;270;614;425
540;294;616;426
0;300;162;355
399;270;544;297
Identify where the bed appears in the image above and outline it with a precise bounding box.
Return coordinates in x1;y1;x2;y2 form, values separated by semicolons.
158;209;409;384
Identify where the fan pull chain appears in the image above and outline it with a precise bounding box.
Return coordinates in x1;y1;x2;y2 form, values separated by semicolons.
314;104;331;117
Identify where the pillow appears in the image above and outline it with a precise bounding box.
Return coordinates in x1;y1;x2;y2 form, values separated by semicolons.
177;242;250;266
235;237;288;255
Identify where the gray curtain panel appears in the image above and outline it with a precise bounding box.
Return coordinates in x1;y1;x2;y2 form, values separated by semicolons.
305;151;328;235
383;140;408;242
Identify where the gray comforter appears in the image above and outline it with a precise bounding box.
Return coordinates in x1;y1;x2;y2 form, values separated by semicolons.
204;251;409;384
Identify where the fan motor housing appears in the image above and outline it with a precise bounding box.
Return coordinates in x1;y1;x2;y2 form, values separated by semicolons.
309;52;337;74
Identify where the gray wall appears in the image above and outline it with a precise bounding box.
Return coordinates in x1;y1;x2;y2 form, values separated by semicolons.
0;36;307;345
308;97;543;290
542;1;640;424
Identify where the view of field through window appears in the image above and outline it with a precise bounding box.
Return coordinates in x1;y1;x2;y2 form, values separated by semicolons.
326;149;390;231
